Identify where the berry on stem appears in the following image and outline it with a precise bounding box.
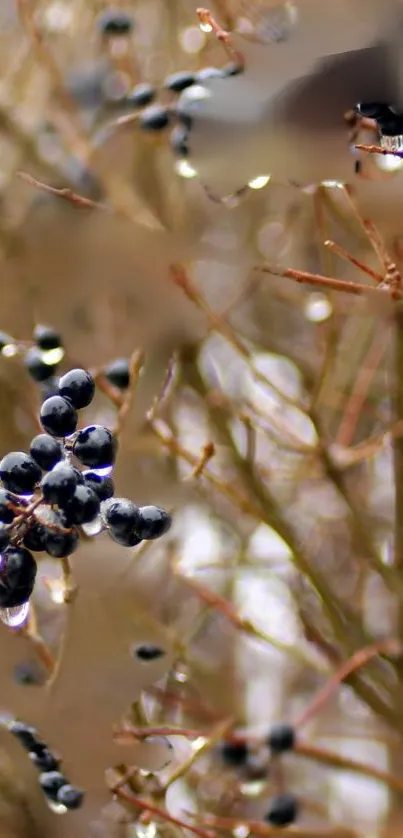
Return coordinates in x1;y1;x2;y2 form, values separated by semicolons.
264;792;299;827
104;358;130;390
39;771;67;801
267;723;296;754
126;83;156;108
0;547;37;607
136;506;171;540
0;452;41;494
24;348;58;382
0;489;15;523
33;325;62;353
40;396;78;438
97;9;133;36
196;67;225;81
164;71;196;93
170;125;189;157
82;471;114;501
57;783;84;810
139;105;171;131
0;524;10;552
41;462;78;505
44;528;79;559
220;740;249;766
30;747;60;772
23;522;47;553
133;643;166;661
9;720;39;750
73;425;117;468
30;434;63;471
58;368;95;410
63;484;100;525
103;497;141;537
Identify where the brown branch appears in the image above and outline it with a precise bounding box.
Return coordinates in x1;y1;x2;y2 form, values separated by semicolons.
295;741;403;795
16;171;108;212
257;264;402;300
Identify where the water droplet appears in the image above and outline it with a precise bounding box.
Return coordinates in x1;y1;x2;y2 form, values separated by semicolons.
174;160;198;179
0;601;30;628
82;515;103;536
248;175;270;190
180;26;206;53
233;826;250;838
46;800;68;815
132;821;158;838
39;347;64;365
305;293;332;323
199;21;213;33
91;465;113;478
1;343;18;358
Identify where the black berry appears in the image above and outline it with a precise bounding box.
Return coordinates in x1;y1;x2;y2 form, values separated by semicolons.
98;9;133;36
30;434;63;471
103;497;140;536
126;83;156;108
24;348;58;382
196;67;224;81
40;396;78;437
58;368;95;409
136;506;171;540
57;783;84;810
0;524;10;552
73;425;117;468
0;331;14;351
0;452;41;494
139;105;171;131
63;484;100;525
44;528;79;559
220;740;249;767
108;529;142;547
33;324;62;353
39;771;67;801
0;490;15;523
164;71;196;92
82;470;114;501
267;723;295;754
0;546;37;607
264;793;299;827
105;358;130;390
356;103;390;119
41;462;78;505
30;747;60;772
170;125;189;157
23;522;47;552
9;720;39;750
133;644;166;661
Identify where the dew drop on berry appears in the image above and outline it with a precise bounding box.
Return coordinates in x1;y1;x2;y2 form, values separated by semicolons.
0;601;30;628
81;515;103;536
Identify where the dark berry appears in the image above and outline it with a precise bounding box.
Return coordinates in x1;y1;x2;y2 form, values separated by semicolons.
377;114;403;136
40;396;78;437
170;125;189;157
264;792;299;827
30;434;63;471
40;377;60;401
103;497;141;537
267;723;295;754
98;9;133;36
39;771;67;801
223;62;242;76
73;425;117;468
0;547;37;607
9;720;39;750
126;83;156;108
108;528;142;547
82;470;114;501
136;506;171;540
104;358;130;390
30;748;60;772
133;644;166;661
220;740;249;767
0;331;14;351
139;105;171;131
24;348;58;382
356;103;390;119
164;71;196;93
0;452;41;494
0;524;10;552
58;368;95;409
23;522;47;552
196;67;225;81
0;490;15;524
13;660;45;686
63;484;100;525
33;324;62;352
57;784;84;810
41;462;78;505
44;528;79;559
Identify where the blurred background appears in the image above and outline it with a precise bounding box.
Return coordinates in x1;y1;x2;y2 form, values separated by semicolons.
0;1;403;836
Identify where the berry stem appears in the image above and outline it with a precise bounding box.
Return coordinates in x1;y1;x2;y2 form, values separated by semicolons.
323;239;383;282
294;741;403;795
112;786;216;838
163;715;234;788
196;8;245;71
258;264;403;300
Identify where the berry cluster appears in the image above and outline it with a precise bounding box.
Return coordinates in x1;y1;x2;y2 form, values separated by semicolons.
356;103;403;138
8;718;83;811
220;723;298;828
0;341;171;618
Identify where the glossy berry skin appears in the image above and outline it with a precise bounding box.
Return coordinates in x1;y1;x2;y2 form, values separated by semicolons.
108;528;142;547
23;522;47;552
139;105;171;131
137;506;171;540
58;368;95;409
170;125;189;157
0;452;41;494
220;740;249;767
30;434;63;471
196;67;225;82
98;9;133;36
57;784;84;810
40;396;78;438
24;348;57;382
44;528;79;559
0;524;10;552
0;490;15;524
164;71;196;92
126;83;156;108
264;792;299;827
103;497;140;536
39;771;67;801
356;103;390;119
82;471;114;501
41;462;78;505
30;747;60;772
63;485;100;525
73;425;117;468
133;644;166;661
105;358;130;390
9;720;39;750
33;324;62;352
267;723;295;754
0;547;37;607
